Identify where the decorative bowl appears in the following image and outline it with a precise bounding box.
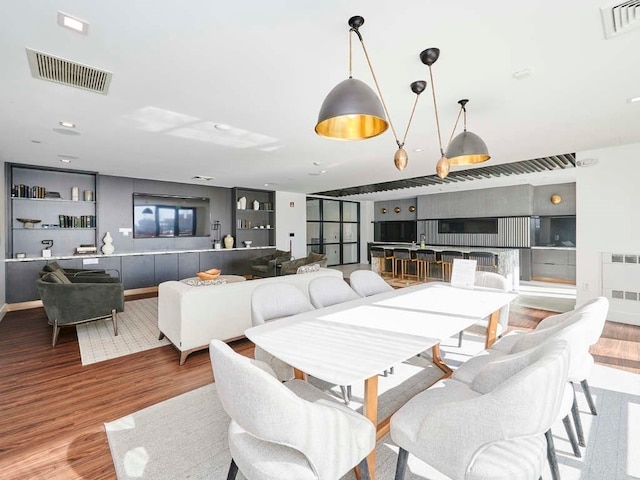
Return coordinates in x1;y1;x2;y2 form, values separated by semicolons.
243;240;253;247
17;218;41;228
196;268;221;280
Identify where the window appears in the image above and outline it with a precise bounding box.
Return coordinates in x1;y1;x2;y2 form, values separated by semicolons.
306;198;360;266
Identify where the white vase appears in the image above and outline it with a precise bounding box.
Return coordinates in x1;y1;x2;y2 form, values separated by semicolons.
101;231;115;255
238;197;246;210
223;234;234;249
253;200;260;210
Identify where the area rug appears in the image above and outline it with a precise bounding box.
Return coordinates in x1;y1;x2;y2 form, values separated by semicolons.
76;298;169;366
105;362;640;480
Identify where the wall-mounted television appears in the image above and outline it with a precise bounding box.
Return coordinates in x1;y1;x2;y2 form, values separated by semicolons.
133;193;209;238
438;218;498;234
374;221;417;243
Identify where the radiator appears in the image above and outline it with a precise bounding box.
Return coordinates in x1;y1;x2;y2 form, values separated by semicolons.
601;252;640;325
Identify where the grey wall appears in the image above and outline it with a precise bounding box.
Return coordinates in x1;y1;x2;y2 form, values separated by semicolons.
373;198;417;221
532;183;576;216
97;175;232;254
417;185;534;219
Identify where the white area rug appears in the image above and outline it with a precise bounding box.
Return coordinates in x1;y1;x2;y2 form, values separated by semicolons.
76;298;169;365
105;361;640;480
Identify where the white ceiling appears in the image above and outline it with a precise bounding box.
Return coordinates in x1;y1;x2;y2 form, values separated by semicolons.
1;1;639;201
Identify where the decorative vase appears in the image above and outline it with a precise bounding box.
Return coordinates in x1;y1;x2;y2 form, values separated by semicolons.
238;197;247;210
253;200;260;210
223;234;234;249
101;231;115;255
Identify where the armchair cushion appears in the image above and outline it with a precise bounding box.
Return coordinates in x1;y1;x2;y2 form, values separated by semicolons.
43;270;71;284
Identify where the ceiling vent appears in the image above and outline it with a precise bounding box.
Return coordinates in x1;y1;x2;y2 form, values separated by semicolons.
601;1;640;39
26;47;112;95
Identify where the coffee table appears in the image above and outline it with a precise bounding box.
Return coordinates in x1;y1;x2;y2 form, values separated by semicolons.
180;274;246;285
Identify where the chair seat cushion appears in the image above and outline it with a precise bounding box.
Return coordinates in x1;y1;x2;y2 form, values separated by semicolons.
466;435;546;480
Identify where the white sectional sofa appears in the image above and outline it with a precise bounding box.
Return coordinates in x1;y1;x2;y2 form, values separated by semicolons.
158;268;343;364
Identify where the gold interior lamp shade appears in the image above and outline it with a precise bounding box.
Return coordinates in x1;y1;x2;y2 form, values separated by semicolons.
315;78;388;140
444;99;490;166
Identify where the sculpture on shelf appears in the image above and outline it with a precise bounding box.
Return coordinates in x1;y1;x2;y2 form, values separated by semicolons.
224;234;234;249
102;231;115;255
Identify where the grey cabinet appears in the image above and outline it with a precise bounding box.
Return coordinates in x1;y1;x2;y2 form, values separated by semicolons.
178;252;200;280
121;255;155;289
154;253;178;284
531;249;576;282
6;260;47;303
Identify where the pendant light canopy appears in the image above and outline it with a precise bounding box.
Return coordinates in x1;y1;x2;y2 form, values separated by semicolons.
444;99;490;166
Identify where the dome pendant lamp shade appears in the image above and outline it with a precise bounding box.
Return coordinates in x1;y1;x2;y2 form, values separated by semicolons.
445;99;490;166
315;78;388;140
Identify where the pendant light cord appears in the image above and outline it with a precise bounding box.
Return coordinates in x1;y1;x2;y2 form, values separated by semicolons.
351;29;401;145
400;94;420;147
447;106;464;148
428;66;445;156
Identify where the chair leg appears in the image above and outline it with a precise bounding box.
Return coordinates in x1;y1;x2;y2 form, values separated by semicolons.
457;331;463;348
357;456;371;480
562;415;581;458
111;309;118;336
571;384;586;447
395;447;409;480
226;459;238;480
158;331;165;340
580;379;597;415
52;320;60;347
545;429;561;480
340;385;351;405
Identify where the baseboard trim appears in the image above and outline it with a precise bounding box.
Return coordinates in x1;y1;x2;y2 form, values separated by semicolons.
7;286;159;312
531;276;576;285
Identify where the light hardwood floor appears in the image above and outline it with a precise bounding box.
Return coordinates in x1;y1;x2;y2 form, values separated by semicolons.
0;295;637;479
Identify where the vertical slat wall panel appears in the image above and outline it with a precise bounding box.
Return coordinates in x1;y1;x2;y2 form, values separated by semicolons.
422;216;530;247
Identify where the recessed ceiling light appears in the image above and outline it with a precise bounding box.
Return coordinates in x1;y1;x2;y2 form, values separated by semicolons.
413;148;424;152
513;68;533;80
191;175;214;181
57;12;89;35
31;140;42;144
59;121;76;128
313;161;322;166
628;96;640;104
52;128;80;136
59;159;71;163
58;154;78;163
214;123;231;131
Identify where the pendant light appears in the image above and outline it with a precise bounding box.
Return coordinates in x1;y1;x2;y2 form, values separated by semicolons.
444;99;490;166
315;16;426;171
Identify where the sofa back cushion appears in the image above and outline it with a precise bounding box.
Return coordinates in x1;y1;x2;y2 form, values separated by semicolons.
42;261;64;274
42;270;71;284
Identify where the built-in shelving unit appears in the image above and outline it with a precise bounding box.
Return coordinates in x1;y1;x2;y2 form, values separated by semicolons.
232;187;275;247
7;164;98;258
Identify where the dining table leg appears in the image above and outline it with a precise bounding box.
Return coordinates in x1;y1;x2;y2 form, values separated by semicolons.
355;375;379;480
430;343;454;377
485;309;500;348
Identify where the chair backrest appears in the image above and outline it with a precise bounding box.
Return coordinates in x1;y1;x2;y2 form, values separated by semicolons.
474;271;511;330
308;276;360;308
467;251;497;267
369;246;385;259
415;249;437;262
209;339;375;480
393;248;412;260
537;297;609;346
349;270;393;297
250;283;314;326
440;250;464;263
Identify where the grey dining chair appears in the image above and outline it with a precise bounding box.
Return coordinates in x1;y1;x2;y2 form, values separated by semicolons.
250;283;315;382
349;269;393;297
209;339;375;480
440;250;464;282
308;276;360;308
392;339;570;480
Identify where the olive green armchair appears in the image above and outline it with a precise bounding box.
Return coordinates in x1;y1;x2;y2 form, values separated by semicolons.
36;270;125;347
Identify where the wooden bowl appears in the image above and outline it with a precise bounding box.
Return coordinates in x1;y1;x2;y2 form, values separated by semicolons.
196;268;221;280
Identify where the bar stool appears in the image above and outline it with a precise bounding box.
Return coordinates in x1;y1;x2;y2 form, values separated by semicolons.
439;250;464;282
467;251;498;272
393;248;418;280
415;249;440;281
370;246;393;277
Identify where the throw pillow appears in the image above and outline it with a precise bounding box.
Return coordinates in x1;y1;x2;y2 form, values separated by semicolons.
43;270;71;284
42;261;64;273
185;278;228;287
296;263;320;274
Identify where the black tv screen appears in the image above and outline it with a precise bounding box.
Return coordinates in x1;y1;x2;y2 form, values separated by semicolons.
133;193;209;238
375;221;417;243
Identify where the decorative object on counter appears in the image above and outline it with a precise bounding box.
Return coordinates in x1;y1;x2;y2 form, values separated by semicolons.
83;190;94;201
381;207;387;214
237;197;247;210
243;240;253;248
196;268;221;281
101;231;115;255
408;205;416;212
253;199;260;210
71;186;79;201
550;194;562;205
224;234;234;249
41;239;53;258
394;206;401;213
76;244;97;254
44;191;62;199
17;218;41;228
15;252;26;259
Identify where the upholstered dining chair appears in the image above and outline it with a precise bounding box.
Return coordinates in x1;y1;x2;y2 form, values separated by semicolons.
250;283;315;382
391;339;570;480
414;248;440;280
467;251;498;272
209;340;375;480
308;276;360;308
392;248;417;280
369;246;393;277
453;297;609;479
440;250;464;282
349;269;393;297
457;271;511;347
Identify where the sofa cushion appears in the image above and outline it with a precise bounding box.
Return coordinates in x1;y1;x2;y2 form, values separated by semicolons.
307;252;326;264
42;270;71;284
42;261;64;273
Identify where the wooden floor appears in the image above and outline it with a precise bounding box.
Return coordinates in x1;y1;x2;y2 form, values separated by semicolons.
0;298;638;480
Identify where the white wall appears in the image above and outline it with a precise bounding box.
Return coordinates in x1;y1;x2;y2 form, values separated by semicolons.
576;142;640;325
275;191;307;259
0;163;5;320
360;200;374;263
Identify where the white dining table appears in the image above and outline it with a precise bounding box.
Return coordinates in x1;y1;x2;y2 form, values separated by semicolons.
244;282;516;479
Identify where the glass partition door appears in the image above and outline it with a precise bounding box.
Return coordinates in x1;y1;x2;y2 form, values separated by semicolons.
306;198;360;266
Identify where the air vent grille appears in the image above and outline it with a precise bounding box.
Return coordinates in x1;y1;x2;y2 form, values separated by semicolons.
601;1;640;39
26;48;112;95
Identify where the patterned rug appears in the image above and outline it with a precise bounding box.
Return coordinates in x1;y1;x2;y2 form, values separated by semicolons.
76;297;169;365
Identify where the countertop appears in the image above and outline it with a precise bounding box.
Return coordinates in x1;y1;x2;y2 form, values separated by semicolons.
6;245;275;262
